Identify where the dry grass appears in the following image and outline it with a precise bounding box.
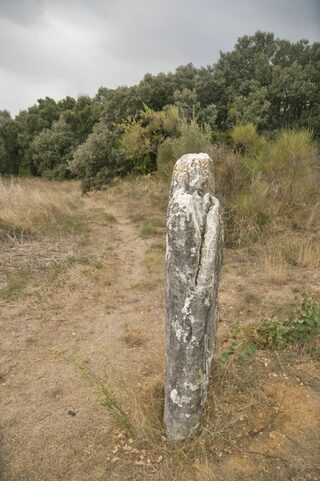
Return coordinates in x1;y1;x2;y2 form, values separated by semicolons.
124;344;165;446
258;233;320;284
2;174;320;481
108;351;281;473
281;235;320;268
74;359;134;436
107;174;169;220
122;327;147;348
261;249;288;285
0;255;76;301
0;178;89;304
0;177;84;243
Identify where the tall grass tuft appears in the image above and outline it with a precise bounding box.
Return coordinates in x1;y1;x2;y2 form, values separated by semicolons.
75;360;134;435
218;126;320;246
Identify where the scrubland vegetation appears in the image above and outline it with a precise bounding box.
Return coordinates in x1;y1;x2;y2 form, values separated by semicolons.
1;164;319;480
1;30;320;481
1;31;319;190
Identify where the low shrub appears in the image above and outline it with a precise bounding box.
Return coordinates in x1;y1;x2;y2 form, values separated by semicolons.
157;119;216;178
221;297;320;362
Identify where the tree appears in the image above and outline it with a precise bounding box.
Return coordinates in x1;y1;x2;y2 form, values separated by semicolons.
69;122;128;192
0;111;20;175
228;85;271;127
138;72;175;111
207;32;319;133
29;117;75;178
269;64;317;130
174;88;200;120
98;86;144;126
62;95;101;144
15;97;62;175
173;88;218;128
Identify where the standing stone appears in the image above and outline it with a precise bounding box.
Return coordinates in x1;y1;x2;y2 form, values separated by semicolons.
164;153;223;441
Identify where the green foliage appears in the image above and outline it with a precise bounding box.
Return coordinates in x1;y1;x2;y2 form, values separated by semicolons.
0;31;319;189
61;95;101;144
157;118;216;178
0;111;20;175
15;97;61;175
230;123;259;149
228;85;270;127
247;298;320;352
69;121;129;192
119;105;181;174
269;129;317;179
97;85;144;126
174;88;200;120
212;32;320;131
29;117;75;178
221;297;320;362
173;88;218;128
3;95;101;177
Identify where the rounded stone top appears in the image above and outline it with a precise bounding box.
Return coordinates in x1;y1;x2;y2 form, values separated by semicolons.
171;153;215;195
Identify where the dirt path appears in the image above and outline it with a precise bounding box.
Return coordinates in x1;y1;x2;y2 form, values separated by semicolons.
0;193;164;481
1;190;319;481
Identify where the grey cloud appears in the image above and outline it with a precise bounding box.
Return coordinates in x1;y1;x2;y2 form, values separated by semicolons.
0;0;319;115
0;0;44;25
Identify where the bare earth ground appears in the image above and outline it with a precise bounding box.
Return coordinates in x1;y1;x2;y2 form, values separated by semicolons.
1;181;320;481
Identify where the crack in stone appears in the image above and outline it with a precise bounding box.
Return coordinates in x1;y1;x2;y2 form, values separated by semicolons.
194;195;213;288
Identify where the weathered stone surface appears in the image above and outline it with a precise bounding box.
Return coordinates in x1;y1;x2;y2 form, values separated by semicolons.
164;153;223;441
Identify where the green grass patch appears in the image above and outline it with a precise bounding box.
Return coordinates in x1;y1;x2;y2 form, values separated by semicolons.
102;212;117;223
139;217;166;238
149;216;166;228
130;212;147;223
149;242;166;252
76;255;103;269
140;223;159;238
130;280;158;291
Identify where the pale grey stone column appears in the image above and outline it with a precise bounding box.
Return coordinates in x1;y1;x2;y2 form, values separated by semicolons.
163;153;223;441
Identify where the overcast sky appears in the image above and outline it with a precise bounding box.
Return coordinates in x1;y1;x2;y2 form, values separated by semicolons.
1;0;319;116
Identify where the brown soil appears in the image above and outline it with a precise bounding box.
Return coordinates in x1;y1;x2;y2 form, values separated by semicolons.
1;185;319;481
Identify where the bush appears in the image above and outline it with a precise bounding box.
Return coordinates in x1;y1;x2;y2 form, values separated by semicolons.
269;129;317;178
221;127;320;246
119;105;181;175
231;123;258;149
157;119;216;178
69;122;129;192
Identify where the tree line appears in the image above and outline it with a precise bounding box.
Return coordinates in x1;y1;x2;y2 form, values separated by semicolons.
0;31;319;191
